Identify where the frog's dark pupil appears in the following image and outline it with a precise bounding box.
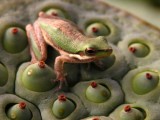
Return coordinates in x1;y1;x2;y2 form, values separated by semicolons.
88;50;94;53
85;48;96;55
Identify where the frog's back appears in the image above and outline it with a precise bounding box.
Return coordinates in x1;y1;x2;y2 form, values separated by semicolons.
38;17;85;53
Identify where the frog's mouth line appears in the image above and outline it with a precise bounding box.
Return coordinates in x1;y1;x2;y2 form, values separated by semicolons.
96;48;113;57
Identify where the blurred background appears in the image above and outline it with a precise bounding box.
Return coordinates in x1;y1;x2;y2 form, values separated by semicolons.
104;0;160;28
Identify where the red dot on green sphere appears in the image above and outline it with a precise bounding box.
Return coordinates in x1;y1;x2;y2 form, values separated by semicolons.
90;81;98;88
92;117;100;120
58;94;67;102
124;105;131;112
51;12;58;16
129;47;136;53
19;102;26;109
92;27;98;33
12;27;18;34
146;73;152;79
38;61;45;68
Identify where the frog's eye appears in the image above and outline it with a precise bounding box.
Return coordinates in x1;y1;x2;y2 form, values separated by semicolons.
85;48;97;56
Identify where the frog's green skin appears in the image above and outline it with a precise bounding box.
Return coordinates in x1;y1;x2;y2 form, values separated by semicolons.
26;12;112;88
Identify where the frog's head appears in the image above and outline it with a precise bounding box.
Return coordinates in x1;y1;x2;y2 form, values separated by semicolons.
83;36;112;59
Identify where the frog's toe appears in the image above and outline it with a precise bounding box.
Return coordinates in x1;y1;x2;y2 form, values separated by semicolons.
52;76;68;91
59;79;68;89
38;11;45;17
53;80;69;92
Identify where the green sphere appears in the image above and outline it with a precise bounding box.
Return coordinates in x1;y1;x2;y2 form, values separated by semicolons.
0;63;8;86
86;22;110;37
128;43;150;57
120;106;144;120
52;95;75;119
7;102;32;120
132;71;159;95
85;82;110;103
3;27;28;53
22;61;56;92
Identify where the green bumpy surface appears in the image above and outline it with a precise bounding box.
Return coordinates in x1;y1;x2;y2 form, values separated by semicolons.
0;0;160;120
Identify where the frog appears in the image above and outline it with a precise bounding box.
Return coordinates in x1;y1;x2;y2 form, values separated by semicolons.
26;12;113;89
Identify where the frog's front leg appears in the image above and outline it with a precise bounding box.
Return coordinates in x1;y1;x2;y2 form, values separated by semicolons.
54;55;81;89
26;23;47;63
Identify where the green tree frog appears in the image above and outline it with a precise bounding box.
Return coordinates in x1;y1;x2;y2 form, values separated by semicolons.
26;12;112;89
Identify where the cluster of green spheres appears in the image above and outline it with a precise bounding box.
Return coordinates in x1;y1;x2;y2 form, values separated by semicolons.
1;0;160;120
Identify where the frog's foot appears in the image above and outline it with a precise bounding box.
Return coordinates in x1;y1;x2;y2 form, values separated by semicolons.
53;74;68;91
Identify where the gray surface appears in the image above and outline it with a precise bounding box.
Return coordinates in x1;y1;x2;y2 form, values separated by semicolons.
104;0;160;28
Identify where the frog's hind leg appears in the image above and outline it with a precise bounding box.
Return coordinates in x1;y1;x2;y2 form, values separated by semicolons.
26;23;47;63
